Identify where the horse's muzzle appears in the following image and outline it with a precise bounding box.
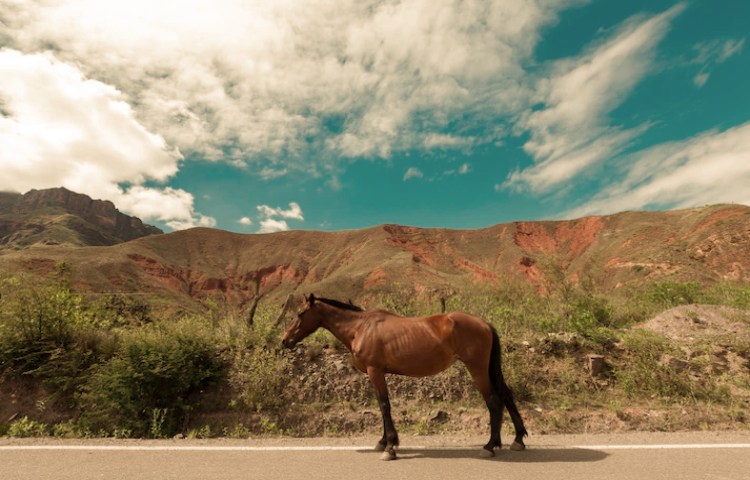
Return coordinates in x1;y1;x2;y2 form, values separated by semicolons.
281;338;297;349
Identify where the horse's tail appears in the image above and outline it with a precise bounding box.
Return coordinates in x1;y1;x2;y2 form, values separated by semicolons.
489;326;528;439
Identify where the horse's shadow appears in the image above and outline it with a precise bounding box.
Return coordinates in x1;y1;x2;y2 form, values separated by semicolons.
357;447;608;463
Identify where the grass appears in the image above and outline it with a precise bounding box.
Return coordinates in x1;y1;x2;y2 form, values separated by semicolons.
1;271;749;438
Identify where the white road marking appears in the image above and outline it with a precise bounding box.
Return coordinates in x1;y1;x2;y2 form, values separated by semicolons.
0;445;371;451
573;444;750;450
1;443;750;452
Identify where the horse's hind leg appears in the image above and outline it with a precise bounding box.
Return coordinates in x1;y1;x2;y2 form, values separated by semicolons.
468;366;503;457
500;379;527;451
367;367;399;460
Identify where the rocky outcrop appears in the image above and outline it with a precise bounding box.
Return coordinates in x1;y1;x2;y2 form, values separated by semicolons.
0;187;162;248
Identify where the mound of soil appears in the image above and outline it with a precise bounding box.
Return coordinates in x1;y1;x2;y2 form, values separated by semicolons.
641;304;750;344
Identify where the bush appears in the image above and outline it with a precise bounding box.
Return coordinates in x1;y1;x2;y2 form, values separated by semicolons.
565;294;618;344
645;281;703;309
7;416;49;437
0;275;115;401
78;319;223;437
229;346;287;412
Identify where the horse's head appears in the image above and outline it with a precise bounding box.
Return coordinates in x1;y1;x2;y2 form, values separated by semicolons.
281;293;322;349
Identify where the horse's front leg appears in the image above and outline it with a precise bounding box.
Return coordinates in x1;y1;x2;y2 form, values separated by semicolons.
367;367;399;460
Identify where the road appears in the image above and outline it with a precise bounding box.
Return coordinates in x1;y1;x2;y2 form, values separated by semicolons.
2;431;750;480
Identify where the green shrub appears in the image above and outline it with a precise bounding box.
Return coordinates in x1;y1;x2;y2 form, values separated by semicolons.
645;281;702;309
564;295;618;344
52;420;94;438
90;294;153;328
78;319;223;437
0;276;116;400
7;416;49;437
703;282;750;309
229;346;287;412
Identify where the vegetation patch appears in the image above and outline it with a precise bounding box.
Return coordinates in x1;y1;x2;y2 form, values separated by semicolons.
2;271;750;438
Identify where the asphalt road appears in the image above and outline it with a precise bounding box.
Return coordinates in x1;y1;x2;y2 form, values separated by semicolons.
2;431;750;480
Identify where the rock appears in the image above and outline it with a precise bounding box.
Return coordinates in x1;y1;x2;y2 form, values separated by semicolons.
587;354;607;377
430;410;449;424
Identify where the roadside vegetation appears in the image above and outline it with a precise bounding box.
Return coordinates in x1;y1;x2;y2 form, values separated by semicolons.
1;263;749;438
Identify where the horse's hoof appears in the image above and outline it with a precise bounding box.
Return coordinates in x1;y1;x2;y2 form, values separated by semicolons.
480;448;495;458
510;441;526;451
374;442;386;452
380;450;397;461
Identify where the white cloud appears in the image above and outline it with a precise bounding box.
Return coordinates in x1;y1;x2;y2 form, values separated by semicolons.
0;48;213;230
403;167;424;181
691;37;745;88
443;162;471;177
693;72;710;88
0;0;583;170
692;38;746;65
237;216;252;226
325;176;342;192
115;186;216;230
254;201;304;232
423;133;475;150
503;4;686;193
562;120;750;218
257;202;304;221
258;218;290;234
258;167;288;181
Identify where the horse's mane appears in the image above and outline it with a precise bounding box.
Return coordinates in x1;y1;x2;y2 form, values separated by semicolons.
316;296;364;312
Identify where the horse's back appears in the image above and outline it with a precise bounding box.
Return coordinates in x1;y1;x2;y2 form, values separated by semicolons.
357;312;458;376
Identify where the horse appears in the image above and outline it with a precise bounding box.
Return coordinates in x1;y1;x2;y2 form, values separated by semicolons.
281;293;527;460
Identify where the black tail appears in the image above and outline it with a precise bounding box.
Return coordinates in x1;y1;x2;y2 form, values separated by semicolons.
489;326;528;439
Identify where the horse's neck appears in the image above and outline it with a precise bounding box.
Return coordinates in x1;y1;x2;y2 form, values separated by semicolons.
319;307;363;351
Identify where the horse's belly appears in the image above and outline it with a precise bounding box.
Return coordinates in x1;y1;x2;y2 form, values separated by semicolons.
385;349;456;377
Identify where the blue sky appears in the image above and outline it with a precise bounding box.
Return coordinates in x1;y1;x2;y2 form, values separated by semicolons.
1;0;748;233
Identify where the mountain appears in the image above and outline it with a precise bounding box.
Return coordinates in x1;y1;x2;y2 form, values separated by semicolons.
0;187;162;249
0;194;748;310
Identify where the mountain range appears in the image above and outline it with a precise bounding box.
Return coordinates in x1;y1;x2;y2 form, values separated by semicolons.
1;188;749;310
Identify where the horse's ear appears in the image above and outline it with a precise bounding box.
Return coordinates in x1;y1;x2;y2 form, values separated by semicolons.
308;293;316;304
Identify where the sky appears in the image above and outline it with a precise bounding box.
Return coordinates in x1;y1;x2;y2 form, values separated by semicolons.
1;0;749;233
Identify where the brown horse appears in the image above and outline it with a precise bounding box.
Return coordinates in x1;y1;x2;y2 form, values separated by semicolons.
281;294;527;460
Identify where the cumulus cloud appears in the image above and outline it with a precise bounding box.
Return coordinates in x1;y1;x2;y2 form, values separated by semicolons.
0;0;583;171
115;186;216;230
0;48;213;230
237;217;253;226
503;4;686;193
257;202;304;221
562;120;750;218
255;202;304;233
258;218;291;234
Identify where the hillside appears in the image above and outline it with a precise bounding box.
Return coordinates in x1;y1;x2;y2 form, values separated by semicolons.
0;187;162;249
0;197;749;310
